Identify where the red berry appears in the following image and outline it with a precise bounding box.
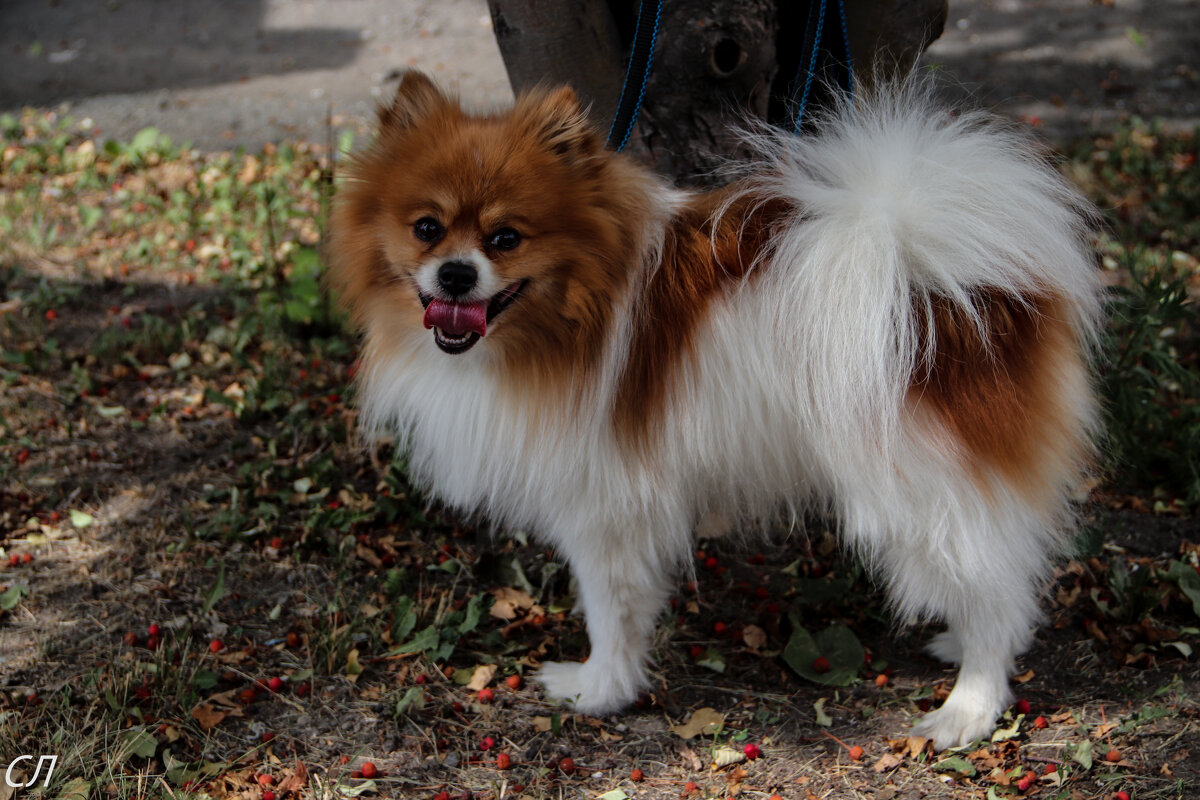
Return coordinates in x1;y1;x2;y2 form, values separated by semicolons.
296;682;310;697
477;687;495;703
1105;748;1121;763
496;752;511;770
505;674;522;690
123;631;138;646
848;745;864;761
689;644;704;659
15;449;29;465
743;743;762;760
269;536;284;549
415;673;428;685
704;556;719;570
240;687;257;704
812;656;831;674
480;736;495;751
684;781;700;794
256;774;274;787
268;676;283;692
360;762;378;779
45;309;57;321
1033;715;1048;729
1015;698;1031;715
148;623;161;636
630;768;644;782
146;635;161;651
261;732;275;743
559;756;575;774
874;673;889;687
185;238;196;252
1043;763;1057;775
262;792;275;800
433;793;450;800
1016;774;1035;792
1115;792;1131;800
286;631;301;648
7;554;18;567
20;553;32;564
713;621;727;635
209;638;223;653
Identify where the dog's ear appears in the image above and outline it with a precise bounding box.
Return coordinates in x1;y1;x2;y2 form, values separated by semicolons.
518;86;599;159
379;71;449;132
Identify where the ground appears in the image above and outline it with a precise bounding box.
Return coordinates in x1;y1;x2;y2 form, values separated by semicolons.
1;2;1200;800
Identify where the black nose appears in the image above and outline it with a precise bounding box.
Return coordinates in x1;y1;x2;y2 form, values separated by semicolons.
437;261;478;297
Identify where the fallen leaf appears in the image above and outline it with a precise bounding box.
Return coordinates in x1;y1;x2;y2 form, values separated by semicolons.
742;624;767;651
670;707;726;739
872;752;903;772
467;664;497;691
490;586;537;620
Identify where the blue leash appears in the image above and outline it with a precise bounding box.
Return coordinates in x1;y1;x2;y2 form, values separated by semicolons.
607;0;664;152
606;0;854;148
792;0;855;133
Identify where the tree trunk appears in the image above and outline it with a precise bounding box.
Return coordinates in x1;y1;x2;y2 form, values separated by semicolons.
488;0;947;184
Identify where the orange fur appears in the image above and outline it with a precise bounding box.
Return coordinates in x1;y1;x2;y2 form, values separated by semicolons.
909;291;1091;510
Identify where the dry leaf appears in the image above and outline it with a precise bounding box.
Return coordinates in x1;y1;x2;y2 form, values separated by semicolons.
670;707;726;739
872;752;903;772
742;624;768;651
490;587;537;620
467;664;497;691
277;761;308;793
1012;668;1036;684
711;747;746;768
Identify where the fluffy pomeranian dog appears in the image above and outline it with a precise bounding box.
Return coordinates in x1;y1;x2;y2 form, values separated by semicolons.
327;70;1101;749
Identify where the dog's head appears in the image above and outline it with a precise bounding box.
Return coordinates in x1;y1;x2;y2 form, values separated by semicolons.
328;72;651;373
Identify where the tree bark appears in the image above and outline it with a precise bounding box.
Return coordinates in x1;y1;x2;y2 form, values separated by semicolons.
488;0;947;184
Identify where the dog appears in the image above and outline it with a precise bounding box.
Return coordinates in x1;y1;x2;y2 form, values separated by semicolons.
326;70;1101;749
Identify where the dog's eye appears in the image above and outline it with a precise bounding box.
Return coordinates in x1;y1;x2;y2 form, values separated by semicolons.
487;228;521;252
414;217;444;243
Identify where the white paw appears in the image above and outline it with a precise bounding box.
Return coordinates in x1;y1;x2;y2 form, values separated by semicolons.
912;695;1001;750
535;660;640;716
926;630;963;665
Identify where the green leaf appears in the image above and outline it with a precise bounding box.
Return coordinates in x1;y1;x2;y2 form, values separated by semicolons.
70;509;94;528
782;619;863;686
393;686;425;716
457;593;488;634
129;127;160;156
0;584;29;610
192;670;220;690
54;777;92;800
201;563;226;613
696;647;726;674
114;728;158;763
934;756;977;777
598;791;629;800
391;596;417;642
1066;739;1093;771
388;624;440;656
1163;561;1200;617
992;714;1022;741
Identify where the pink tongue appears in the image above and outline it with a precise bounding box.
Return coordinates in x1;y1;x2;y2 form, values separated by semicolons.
423;299;488;337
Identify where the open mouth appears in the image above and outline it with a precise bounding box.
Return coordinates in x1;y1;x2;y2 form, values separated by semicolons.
418;280;527;354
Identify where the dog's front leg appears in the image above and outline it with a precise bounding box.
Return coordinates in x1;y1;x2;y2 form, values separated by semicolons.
536;522;676;715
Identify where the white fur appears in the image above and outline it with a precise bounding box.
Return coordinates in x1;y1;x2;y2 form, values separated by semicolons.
355;75;1100;749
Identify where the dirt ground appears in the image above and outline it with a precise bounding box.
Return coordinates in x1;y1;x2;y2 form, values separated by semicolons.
2;2;1199;799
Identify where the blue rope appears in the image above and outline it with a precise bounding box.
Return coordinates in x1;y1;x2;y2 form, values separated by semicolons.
792;0;828;134
792;0;855;133
607;0;663;152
